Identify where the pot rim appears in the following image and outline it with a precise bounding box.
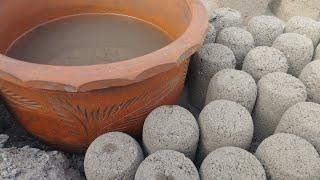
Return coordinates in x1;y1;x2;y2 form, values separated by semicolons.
0;0;208;92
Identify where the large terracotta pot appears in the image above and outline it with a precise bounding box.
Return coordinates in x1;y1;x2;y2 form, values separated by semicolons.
0;0;208;151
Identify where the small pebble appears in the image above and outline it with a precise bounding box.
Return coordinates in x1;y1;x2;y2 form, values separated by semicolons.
189;43;236;109
198;100;253;163
134;150;200;180
299;60;320;104
285;16;320;46
253;72;307;140
84;132;144;180
205;69;257;113
200;147;266;180
247;15;284;46
209;8;243;34
142;105;199;160
242;46;288;81
272;33;314;77
217;27;255;68
255;133;320;180
276;102;320;153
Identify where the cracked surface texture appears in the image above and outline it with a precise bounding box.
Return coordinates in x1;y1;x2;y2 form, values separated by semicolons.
134;150;199;180
84;132;144;180
198;100;253;163
200;147;266;180
0;146;82;180
255;133;320;180
205;69;257;112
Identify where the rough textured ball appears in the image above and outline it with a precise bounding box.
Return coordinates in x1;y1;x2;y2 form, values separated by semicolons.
189;43;236;109
270;0;320;21
299;60;320;104
247;15;284;46
275;102;320;153
205;69;257;112
255;133;320;180
84;132;144;180
142;105;199;160
200;147;266;180
134;150;200;180
209;8;243;33
253;72;307;140
203;24;216;44
285;16;320;46
242;46;289;81
198;100;254;163
217;27;255;68
272;33;314;77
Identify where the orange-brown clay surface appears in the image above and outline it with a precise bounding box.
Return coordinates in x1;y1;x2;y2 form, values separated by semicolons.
0;0;208;151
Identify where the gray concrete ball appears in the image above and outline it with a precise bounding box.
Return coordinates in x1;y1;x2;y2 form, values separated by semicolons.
84;132;144;180
255;133;320;180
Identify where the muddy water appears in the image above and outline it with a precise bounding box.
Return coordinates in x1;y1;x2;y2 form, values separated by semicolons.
6;13;172;66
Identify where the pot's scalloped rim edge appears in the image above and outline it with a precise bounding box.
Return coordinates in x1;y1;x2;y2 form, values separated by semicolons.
0;0;208;92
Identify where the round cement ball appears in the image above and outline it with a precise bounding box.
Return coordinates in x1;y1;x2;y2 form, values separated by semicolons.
134;150;200;180
255;133;320;180
253;72;307;140
269;0;320;21
275;102;320;153
217;27;255;69
142;105;199;160
247;15;284;46
200;147;266;180
198;100;254;163
203;24;216;44
299;60;320;104
285;16;320;46
272;33;314;77
84;132;144;180
209;8;243;34
242;46;289;81
205;69;257;112
189;43;236;109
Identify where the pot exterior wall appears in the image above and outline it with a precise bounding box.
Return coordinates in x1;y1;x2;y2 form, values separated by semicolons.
0;60;189;151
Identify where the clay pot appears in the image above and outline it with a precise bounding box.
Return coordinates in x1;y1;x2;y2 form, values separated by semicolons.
0;0;208;151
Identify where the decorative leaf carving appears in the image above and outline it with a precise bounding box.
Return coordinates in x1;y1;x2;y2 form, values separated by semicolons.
0;86;41;110
48;75;183;140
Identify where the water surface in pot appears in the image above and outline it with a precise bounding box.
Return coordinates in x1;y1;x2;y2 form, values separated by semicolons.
6;13;172;66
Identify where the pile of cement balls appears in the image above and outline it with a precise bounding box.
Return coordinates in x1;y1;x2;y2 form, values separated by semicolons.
81;7;320;180
2;2;320;180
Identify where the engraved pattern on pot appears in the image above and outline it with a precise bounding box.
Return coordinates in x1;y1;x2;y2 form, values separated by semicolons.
0;85;42;110
47;75;182;140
